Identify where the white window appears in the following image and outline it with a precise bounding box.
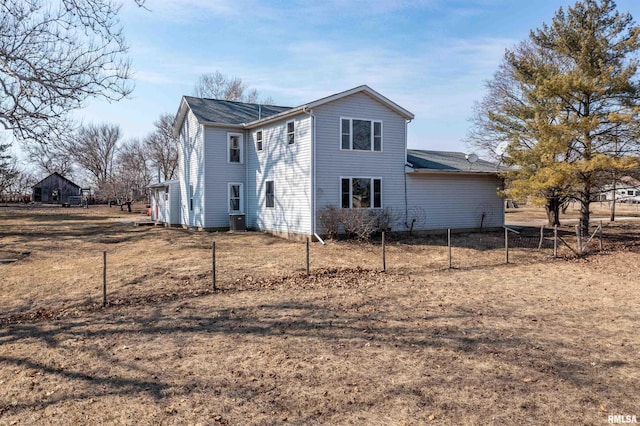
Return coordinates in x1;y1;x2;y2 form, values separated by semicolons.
227;133;243;163
340;118;382;151
287;120;295;145
265;180;274;208
228;183;243;213
341;177;382;208
256;130;263;152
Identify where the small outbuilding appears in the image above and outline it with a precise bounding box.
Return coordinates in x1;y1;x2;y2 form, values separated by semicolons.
32;173;81;205
149;180;181;225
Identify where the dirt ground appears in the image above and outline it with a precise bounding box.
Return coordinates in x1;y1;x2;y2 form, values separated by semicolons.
1;205;639;425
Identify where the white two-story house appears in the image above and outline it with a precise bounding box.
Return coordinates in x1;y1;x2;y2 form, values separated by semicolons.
150;85;504;237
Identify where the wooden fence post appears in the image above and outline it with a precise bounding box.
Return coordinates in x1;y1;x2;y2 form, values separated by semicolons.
102;251;107;307
382;231;386;272
447;228;452;269
212;241;216;291
553;225;558;258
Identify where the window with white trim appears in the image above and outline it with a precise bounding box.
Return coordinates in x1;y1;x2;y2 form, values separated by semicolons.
341;178;382;208
287;121;295;145
227;133;243;163
256;130;263;152
340;118;382;151
265;180;274;208
228;183;243;212
189;184;194;211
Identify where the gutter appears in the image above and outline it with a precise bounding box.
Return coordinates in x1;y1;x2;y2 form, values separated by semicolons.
407;169;502;177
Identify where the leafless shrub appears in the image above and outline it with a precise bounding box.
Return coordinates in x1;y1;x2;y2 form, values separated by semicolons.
319;206;398;241
318;205;342;239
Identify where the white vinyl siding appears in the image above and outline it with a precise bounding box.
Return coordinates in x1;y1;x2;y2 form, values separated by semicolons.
178;109;205;228
200;126;247;228
247;114;312;234
406;174;504;230
314;92;406;233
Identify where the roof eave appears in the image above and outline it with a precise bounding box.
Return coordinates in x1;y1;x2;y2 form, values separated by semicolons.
245;106;306;128
407;169;503;177
201;121;245;129
172;97;190;138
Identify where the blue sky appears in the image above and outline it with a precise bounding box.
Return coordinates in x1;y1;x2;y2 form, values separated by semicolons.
76;0;640;155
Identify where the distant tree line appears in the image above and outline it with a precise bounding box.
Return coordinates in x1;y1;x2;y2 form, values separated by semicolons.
0;70;271;204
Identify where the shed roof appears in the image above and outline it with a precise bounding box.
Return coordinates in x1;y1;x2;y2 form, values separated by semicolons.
407;150;505;175
32;172;81;189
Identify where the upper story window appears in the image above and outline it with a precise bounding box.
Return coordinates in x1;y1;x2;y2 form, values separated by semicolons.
256;130;263;152
228;133;243;163
341;118;382;151
287;121;295;145
341;177;382;208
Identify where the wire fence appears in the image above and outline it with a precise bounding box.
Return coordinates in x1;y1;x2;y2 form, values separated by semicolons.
2;214;631;324
98;222;610;303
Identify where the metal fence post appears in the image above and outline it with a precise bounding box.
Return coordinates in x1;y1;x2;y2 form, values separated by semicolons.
102;251;107;307
306;237;310;276
381;231;386;272
553;225;558;258
447;228;452;269
212;240;216;291
505;227;509;264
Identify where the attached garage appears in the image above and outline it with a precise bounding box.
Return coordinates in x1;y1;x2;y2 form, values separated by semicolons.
405;150;505;231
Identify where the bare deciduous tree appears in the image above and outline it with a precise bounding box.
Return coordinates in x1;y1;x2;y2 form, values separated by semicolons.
0;140;19;195
0;0;145;142
25;139;75;178
192;71;273;104
67;123;121;196
144;113;178;181
109;138;152;202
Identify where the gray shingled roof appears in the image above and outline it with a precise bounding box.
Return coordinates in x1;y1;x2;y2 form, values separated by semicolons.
183;96;292;125
407;149;505;174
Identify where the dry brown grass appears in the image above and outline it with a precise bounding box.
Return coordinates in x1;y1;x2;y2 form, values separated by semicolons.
1;205;639;425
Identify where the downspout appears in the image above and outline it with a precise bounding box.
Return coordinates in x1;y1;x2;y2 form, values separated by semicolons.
245;127;249;224
404;118;412;228
302;107;325;244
